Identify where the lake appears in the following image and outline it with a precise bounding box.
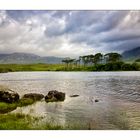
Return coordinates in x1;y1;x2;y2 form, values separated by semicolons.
0;71;140;129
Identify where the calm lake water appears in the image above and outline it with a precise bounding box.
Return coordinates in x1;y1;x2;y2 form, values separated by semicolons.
0;71;140;129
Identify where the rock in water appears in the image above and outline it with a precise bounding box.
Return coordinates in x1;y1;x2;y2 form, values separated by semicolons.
45;90;65;102
95;99;99;102
23;93;44;101
70;94;79;97
0;89;19;103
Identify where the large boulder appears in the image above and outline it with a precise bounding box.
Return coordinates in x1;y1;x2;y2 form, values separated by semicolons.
0;89;19;103
45;90;65;102
23;93;44;101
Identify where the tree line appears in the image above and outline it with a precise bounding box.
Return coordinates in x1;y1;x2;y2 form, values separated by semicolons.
62;52;139;71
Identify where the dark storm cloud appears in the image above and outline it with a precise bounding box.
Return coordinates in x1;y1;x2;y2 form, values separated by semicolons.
6;10;49;21
108;38;140;52
64;11;103;33
46;11;129;36
52;11;71;18
92;11;129;33
102;31;140;43
0;10;140;57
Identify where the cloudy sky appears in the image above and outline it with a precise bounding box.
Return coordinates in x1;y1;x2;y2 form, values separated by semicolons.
0;10;140;57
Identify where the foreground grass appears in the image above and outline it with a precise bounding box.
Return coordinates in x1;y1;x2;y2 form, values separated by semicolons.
0;113;103;130
0;113;34;130
0;108;139;130
0;112;137;130
0;113;63;130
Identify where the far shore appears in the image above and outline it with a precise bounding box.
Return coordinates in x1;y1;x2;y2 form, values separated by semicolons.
0;62;140;73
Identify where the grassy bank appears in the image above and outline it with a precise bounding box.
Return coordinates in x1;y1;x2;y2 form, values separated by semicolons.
0;113;88;130
0;111;139;130
0;63;64;72
0;62;140;73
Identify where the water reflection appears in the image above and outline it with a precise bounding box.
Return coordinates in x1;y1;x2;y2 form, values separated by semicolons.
0;72;140;129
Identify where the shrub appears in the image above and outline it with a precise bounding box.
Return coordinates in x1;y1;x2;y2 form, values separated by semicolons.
131;63;139;70
121;63;132;71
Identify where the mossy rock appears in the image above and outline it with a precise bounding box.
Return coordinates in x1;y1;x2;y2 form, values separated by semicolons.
45;90;65;102
23;93;44;101
17;98;35;107
0;89;19;103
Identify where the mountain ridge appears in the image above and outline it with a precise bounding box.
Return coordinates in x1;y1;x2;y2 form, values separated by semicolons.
0;52;64;64
122;46;140;60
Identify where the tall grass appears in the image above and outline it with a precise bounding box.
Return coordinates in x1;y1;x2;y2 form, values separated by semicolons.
0;113;63;130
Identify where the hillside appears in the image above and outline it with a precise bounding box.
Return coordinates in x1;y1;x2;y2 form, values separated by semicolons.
122;47;140;60
0;52;63;64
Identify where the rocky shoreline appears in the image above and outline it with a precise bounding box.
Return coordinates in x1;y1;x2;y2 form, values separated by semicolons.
0;88;66;114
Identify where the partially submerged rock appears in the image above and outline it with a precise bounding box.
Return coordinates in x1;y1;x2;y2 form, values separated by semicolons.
70;94;79;97
95;99;99;102
0;88;45;114
0;89;19;103
23;93;44;101
45;90;65;102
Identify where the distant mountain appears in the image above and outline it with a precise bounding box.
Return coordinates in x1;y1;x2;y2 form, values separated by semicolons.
122;47;140;60
0;52;64;64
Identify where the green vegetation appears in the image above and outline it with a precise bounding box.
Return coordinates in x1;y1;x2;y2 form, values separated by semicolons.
0;67;13;73
94;62;139;71
104;53;122;63
17;98;35;107
0;102;17;113
0;62;139;73
0;111;138;130
0;113;85;130
135;58;140;62
0;98;36;114
0;63;64;72
61;52;140;71
0;113;34;130
0;53;139;72
0;113;63;130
